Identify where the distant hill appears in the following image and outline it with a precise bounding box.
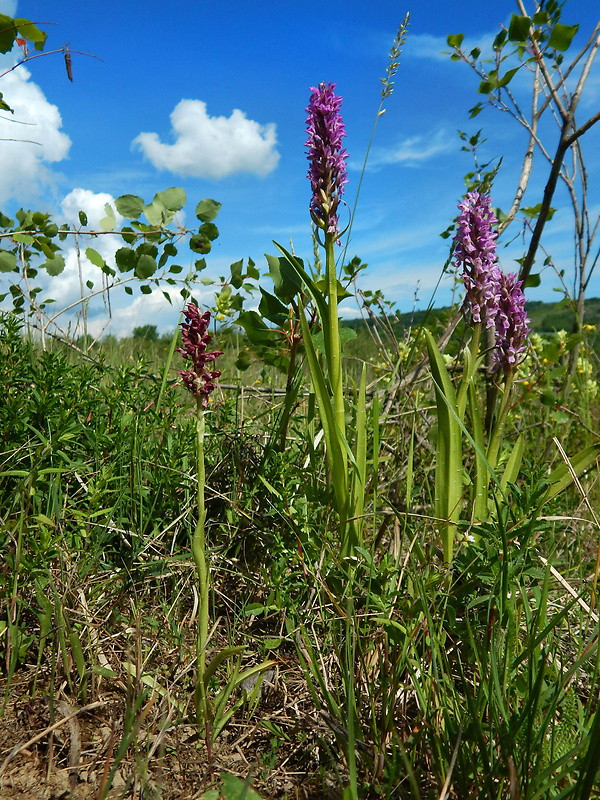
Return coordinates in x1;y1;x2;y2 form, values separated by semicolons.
344;297;600;335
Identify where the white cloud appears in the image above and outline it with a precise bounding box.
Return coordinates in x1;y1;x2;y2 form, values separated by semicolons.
61;188;122;229
362;128;456;170
0;61;71;205
133;99;280;179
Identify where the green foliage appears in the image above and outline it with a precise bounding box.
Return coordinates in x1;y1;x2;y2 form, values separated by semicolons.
0;190;223;345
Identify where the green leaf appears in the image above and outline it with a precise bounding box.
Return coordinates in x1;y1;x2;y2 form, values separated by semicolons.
0;91;11;112
115;247;136;273
498;67;520;87
246;257;259;280
144;197;165;226
220;771;264;800
230;259;244;289
43;255;65;276
542;443;600;507
237;311;280;347
0;14;17;54
78;210;88;226
500;433;524;493
199;221;219;242
11;233;33;244
158;242;177;268
296;296;349;540
140;284;152;294
524;273;541;288
314;277;353;301
258;287;288;324
203;646;246;688
352;364;368;533
265;252;303;302
548;23;578;52
189;233;211;254
120;226;136;244
135;254;157;279
195;198;221;223
14;18;46;44
0;250;17;272
99;203;116;231
115;194;145;219
85;247;106;268
508;14;531;43
424;329;463;563
493;30;508;50
468;379;488;525
521;203;556;221
155;186;186;213
447;33;464;49
312;326;356;353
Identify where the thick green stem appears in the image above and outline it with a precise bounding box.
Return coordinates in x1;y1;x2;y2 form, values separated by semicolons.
457;322;482;420
487;372;515;473
324;230;358;558
193;399;210;727
325;231;346;449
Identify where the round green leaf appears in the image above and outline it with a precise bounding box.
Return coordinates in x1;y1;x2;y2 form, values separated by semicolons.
135;254;157;279
195;198;221;223
44;255;65;276
115;194;145;219
156;187;186;212
115;247;136;273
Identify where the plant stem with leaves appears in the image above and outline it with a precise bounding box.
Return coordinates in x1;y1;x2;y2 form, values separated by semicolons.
176;304;222;729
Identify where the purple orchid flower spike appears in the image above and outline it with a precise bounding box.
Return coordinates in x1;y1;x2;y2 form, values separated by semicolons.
454;190;502;327
493;272;530;373
305;81;349;240
177;303;223;408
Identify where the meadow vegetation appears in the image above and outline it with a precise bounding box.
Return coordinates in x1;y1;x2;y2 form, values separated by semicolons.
2;3;600;799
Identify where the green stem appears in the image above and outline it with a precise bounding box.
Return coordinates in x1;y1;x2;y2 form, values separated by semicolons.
324;230;358;559
487;371;515;472
325;231;345;448
193;399;210;728
456;322;482;420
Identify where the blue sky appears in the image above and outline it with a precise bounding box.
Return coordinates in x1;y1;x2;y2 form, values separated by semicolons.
1;0;599;337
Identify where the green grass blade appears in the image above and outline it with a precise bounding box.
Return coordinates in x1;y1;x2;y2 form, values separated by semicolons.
424;329;463;563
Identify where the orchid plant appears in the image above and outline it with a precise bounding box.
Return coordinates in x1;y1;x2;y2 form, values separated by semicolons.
269;82;366;561
177;305;276;751
177;304;223;731
428;190;600;564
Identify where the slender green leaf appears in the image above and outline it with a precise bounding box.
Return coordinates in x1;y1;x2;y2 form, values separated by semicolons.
424;329;463;563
